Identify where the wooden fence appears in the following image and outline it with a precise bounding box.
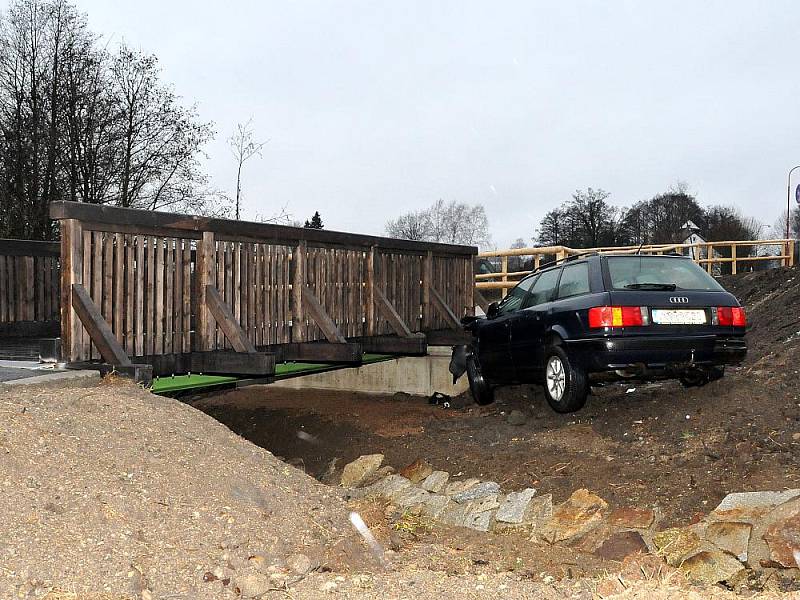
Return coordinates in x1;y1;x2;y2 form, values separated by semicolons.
0;239;60;335
50;202;475;372
477;239;796;294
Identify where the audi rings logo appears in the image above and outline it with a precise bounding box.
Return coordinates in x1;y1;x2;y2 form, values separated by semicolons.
669;296;689;304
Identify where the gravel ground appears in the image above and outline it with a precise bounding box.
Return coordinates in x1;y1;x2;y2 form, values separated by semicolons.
0;377;367;599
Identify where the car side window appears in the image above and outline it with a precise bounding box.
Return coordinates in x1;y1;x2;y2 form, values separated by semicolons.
522;268;561;309
496;275;537;315
557;263;590;299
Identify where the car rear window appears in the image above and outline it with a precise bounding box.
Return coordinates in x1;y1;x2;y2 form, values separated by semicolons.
606;256;723;291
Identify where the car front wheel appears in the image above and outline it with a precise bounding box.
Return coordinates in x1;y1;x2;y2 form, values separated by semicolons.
466;353;495;406
543;346;588;413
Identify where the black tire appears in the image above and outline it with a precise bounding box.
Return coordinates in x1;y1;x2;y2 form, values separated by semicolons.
542;345;588;413
466;354;495;405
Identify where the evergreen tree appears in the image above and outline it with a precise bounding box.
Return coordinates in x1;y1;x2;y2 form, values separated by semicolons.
304;211;324;229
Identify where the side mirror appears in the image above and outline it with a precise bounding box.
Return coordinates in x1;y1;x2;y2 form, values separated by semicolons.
486;302;499;319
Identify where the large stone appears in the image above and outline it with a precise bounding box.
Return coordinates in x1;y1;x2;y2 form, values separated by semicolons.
440;496;499;531
451;481;500;503
419;494;452;519
763;511;800;568
394;487;432;508
496;488;537;524
444;478;481;497
361;474;412;499
594;531;649;562
399;458;434;483
705;521;752;562
679;550;746;584
711;490;800;524
653;527;702;567
748;495;800;568
539;489;608;544
608;507;655;529
525;494;554;533
340;454;384;487
421;471;450;493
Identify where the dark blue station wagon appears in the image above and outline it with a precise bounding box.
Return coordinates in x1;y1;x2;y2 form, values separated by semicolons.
452;254;747;413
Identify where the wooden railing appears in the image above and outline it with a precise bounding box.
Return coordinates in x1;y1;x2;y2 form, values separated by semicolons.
0;239;60;335
477;239;796;294
50;202;476;370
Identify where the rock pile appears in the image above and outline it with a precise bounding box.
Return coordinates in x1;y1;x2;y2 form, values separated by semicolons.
342;454;800;587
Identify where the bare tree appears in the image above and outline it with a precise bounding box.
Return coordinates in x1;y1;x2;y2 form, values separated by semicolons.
385;199;491;247
228;118;267;220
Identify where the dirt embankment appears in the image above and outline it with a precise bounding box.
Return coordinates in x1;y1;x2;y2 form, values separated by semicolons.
0;378;368;599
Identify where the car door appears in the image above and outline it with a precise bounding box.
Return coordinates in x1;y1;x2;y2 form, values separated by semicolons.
478;275;537;382
510;268;562;382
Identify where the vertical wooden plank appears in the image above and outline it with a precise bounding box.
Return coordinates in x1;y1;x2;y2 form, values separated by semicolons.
254;243;263;347
182;239;191;352
731;243;737;275
366;247;375;336
34;256;44;321
146;235;156;356
422;251;432;331
275;247;283;343
0;256;7;322
247;243;256;344
102;233;113;331
154;237;164;355
125;235;134;354
112;233;123;343
292;240;306;343
21;256;34;321
195;231;215;352
172;238;182;355
224;240;233;349
164;238;174;355
233;242;242;327
135;235;145;357
60;220;83;363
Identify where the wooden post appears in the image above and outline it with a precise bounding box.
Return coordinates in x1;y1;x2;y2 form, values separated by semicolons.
422;250;432;329
60;219;83;363
534;254;541;271
292;240;306;343
789;240;795;267
501;255;508;298
706;243;713;273
366;246;375;336
195;231;215;351
731;243;737;275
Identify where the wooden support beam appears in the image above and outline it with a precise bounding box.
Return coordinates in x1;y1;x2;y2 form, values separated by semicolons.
422;250;432;329
373;286;413;337
350;335;427;356
302;287;346;343
71;283;132;366
430;285;462;330
275;342;363;363
190;351;275;376
61;219;83;363
425;328;472;346
205;284;257;353
473;289;490;313
365;246;375;337
196;231;216;351
292;240;306;343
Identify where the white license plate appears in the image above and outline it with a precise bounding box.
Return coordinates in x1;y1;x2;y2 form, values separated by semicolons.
651;308;707;325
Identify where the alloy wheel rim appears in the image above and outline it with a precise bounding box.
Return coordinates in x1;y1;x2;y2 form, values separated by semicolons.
546;356;566;401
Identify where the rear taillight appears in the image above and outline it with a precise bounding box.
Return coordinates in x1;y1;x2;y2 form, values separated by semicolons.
588;306;649;328
714;306;746;327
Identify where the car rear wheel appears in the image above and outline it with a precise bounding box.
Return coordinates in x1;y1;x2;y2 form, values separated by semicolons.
543;346;588;413
466;354;495;405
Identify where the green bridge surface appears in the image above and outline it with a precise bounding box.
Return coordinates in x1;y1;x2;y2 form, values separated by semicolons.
150;354;394;394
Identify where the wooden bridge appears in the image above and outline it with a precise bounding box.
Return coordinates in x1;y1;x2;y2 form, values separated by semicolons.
0;202;476;382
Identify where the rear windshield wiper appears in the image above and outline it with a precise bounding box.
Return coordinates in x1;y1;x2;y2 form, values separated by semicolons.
623;283;677;291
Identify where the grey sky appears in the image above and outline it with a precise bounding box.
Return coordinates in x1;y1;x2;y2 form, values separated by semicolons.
67;1;800;247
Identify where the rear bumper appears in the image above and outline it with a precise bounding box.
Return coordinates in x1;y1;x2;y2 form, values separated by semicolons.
564;335;747;372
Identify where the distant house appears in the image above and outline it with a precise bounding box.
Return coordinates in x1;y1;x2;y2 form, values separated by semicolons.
678;220;706;262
